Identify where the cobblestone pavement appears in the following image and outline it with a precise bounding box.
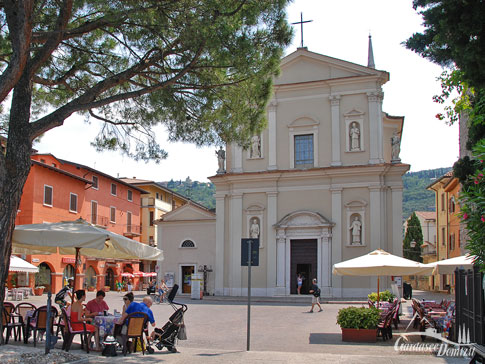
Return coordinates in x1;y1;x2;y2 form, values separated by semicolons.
0;290;465;363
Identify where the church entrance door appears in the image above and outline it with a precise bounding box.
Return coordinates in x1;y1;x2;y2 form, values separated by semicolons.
290;239;317;294
181;265;194;294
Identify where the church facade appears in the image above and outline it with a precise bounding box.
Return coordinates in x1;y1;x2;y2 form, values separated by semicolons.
209;47;409;297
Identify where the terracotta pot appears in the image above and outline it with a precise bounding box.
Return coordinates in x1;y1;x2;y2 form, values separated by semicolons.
34;287;44;296
104;286;110;292
87;287;95;292
341;328;377;342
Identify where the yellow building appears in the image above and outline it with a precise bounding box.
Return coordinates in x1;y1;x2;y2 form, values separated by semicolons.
120;178;190;273
427;171;458;292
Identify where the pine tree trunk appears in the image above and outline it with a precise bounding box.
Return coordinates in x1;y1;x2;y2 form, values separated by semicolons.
0;69;34;343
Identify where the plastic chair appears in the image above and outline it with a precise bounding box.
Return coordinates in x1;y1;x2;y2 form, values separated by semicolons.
2;302;23;343
61;308;90;353
24;305;57;347
120;312;149;356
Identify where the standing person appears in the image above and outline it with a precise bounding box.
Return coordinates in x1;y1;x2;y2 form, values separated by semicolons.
127;279;133;292
116;280;122;294
55;278;74;309
71;290;101;351
85;290;110;318
308;278;323;313
297;274;303;295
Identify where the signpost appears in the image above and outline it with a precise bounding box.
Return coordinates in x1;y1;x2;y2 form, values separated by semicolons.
241;238;259;351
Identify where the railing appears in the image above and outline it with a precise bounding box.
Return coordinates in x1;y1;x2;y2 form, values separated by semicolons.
124;224;141;236
86;215;109;226
455;266;485;345
141;197;172;212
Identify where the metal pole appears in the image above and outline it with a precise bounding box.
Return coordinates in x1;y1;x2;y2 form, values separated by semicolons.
247;240;252;351
45;291;52;354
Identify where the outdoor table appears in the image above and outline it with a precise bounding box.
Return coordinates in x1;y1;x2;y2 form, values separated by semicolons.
93;314;120;337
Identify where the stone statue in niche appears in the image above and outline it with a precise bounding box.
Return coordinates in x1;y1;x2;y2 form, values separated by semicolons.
250;135;261;158
349;122;361;151
249;218;260;239
391;132;401;162
349;216;362;244
216;146;226;174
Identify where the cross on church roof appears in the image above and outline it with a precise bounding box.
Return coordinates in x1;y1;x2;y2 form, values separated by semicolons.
291;12;313;48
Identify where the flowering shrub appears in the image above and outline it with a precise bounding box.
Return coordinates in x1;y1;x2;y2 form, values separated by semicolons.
459;140;485;270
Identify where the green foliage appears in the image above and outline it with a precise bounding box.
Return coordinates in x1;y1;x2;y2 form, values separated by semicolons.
405;0;485;90
367;290;395;303
402;167;451;219
403;212;423;262
336;306;381;330
1;0;293;159
458;140;485;270
164;179;215;210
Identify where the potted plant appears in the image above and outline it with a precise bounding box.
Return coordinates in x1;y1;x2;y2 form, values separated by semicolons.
87;286;95;292
34;286;45;295
337;306;380;342
368;290;395;304
104;285;110;292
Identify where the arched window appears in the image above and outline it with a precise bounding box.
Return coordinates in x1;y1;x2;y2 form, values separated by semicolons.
181;240;196;248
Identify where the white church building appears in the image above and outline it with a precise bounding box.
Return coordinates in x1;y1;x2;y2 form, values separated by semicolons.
157;43;409;297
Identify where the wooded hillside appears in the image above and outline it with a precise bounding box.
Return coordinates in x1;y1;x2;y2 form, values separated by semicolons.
163;167;452;218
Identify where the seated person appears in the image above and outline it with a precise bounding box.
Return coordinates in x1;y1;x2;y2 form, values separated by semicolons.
71;290;101;351
85;290;109;318
114;292;134;338
118;296;156;340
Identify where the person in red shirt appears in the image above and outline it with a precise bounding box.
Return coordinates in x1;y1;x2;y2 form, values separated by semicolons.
85;290;110;318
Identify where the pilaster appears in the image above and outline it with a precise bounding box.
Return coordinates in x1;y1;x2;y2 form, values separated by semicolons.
232;144;243;173
266;191;278;295
367;92;384;164
330;187;342;296
229;194;243;296
268;101;278;170
215;194;225;295
391;186;403;256
330;95;342;166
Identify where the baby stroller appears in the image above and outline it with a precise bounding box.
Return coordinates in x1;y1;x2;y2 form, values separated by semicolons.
147;284;187;354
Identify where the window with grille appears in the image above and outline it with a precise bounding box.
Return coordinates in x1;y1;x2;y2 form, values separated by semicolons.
294;134;314;168
181;240;195;248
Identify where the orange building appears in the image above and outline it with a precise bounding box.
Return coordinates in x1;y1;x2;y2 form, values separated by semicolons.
12;153;148;294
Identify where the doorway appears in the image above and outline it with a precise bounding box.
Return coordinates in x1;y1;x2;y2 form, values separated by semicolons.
290;239;317;294
181;265;195;294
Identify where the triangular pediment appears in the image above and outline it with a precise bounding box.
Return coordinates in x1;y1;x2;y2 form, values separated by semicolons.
160;202;215;222
275;210;334;228
276;48;388;85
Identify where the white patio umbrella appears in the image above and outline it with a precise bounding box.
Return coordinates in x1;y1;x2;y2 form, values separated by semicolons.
332;249;433;300
11;219;164;297
9;255;39;273
12;218;163;261
425;255;476;275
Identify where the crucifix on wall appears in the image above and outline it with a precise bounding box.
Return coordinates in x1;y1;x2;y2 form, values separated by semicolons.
292;12;313;48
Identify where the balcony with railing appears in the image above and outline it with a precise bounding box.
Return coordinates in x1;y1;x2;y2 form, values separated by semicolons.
86;215;109;227
141;197;172;212
123;224;141;237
